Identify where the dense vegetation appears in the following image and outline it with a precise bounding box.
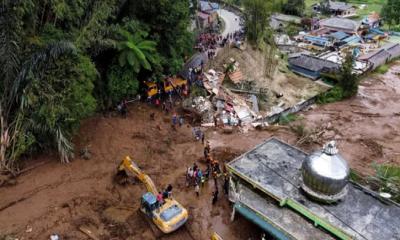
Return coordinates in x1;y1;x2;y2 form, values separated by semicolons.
0;0;193;172
381;0;400;29
282;0;305;16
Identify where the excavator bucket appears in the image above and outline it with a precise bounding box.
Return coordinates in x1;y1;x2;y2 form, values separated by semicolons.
114;157;131;185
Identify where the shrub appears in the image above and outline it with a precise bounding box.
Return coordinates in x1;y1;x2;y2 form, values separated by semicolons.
107;65;139;104
375;64;389;74
278;113;298;125
316;86;344;104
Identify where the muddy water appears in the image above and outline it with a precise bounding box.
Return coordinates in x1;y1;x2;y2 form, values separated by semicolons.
299;62;400;174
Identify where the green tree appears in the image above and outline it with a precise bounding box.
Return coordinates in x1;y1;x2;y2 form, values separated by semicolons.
243;0;274;46
126;0;193;73
0;1;97;172
282;0;305;16
107;65;139;103
381;0;400;29
116;29;157;73
338;54;359;98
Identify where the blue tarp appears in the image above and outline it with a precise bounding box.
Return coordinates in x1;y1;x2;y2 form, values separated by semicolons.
234;203;292;240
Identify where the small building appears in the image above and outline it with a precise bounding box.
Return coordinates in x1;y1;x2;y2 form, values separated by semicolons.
313;1;357;18
358;48;391;70
270;13;302;30
196;1;220;29
361;12;381;29
199;1;219;14
226;138;400;240
288;54;340;80
197;11;217;29
319;17;360;33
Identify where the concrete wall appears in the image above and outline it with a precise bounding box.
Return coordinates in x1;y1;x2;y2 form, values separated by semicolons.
263;97;317;124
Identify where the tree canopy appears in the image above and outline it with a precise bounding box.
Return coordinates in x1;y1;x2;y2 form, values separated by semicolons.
0;0;194;172
282;0;305;17
381;0;400;28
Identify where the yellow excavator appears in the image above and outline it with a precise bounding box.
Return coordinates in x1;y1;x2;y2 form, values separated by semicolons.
117;156;189;234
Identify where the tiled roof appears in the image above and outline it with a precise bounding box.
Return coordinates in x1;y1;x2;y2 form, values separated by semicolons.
288;54;340;72
320;17;360;32
328;1;354;11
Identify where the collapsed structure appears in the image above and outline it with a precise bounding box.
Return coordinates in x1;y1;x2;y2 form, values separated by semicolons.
226;138;400;240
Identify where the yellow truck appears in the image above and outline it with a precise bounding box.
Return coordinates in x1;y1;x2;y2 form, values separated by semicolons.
144;77;188;98
117;156;189;234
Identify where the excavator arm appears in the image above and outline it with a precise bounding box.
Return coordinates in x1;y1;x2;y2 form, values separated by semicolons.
118;156;159;196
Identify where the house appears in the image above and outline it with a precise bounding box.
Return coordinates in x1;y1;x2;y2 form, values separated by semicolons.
361;12;381;28
270;13;301;30
358;48;391;70
199;1;219;14
197;1;219;29
288;54;340;79
319;17;360;33
358;43;400;69
313;1;357;18
226;138;400;240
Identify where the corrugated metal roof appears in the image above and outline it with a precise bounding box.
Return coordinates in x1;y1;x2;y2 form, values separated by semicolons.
330;31;349;40
342;35;361;44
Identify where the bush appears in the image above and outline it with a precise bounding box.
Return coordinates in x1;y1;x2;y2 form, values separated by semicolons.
107;64;139;104
375;64;389;74
278;113;298;125
317;86;344;104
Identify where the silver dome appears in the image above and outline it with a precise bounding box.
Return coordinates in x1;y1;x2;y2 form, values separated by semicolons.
301;141;350;203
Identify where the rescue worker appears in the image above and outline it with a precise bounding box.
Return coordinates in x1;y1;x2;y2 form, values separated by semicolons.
223;173;229;195
157;191;164;205
212;190;219;205
204;141;211;160
195;183;200;197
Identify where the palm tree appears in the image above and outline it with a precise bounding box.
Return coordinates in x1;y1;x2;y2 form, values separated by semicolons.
1;1;77;173
116;29;157;73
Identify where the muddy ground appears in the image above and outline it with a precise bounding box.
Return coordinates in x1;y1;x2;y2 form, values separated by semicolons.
0;63;399;239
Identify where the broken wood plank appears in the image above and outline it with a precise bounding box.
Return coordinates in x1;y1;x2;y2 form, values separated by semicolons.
79;226;100;240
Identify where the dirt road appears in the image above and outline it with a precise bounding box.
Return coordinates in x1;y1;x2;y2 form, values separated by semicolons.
0;63;399;239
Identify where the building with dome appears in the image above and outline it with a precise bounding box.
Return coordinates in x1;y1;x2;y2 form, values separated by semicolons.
226;137;400;240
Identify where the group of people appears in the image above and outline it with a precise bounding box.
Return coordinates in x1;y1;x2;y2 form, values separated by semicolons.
196;32;220;53
171;112;185;129
184;138;230;206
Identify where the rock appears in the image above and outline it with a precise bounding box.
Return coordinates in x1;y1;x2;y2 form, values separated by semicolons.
80;147;91;160
322;130;335;139
26;225;33;233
